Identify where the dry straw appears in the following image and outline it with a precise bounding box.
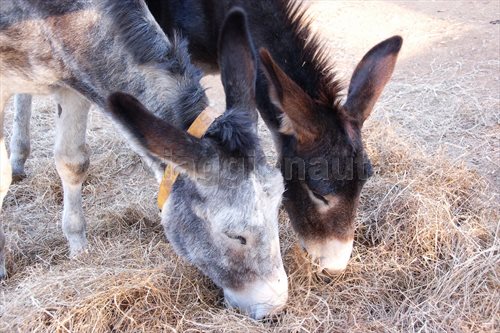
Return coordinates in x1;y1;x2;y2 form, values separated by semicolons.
0;89;498;332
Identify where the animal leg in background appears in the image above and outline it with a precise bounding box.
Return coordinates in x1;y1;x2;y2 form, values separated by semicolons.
53;89;91;257
0;91;13;278
10;94;32;181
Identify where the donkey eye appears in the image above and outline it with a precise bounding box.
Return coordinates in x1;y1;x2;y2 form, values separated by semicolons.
312;192;329;205
226;234;247;245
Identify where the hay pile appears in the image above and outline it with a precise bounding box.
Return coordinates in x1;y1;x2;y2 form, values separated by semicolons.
0;93;497;332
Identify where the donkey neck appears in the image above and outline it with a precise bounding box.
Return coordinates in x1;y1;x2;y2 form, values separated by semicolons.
154;0;339;104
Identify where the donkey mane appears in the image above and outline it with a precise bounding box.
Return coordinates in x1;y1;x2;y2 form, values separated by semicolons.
103;0;170;65
275;0;343;109
206;110;259;157
103;0;200;77
103;0;205;126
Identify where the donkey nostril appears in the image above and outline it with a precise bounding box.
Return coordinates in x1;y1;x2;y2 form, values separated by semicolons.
260;310;285;324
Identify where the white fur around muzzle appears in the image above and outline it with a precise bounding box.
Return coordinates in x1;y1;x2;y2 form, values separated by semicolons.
302;237;354;274
223;268;288;320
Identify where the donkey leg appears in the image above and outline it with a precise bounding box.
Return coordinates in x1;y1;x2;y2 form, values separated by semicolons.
53;89;91;257
10;94;32;181
0;92;13;278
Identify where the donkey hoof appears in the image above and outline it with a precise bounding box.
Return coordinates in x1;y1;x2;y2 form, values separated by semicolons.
68;238;89;258
11;171;27;183
0;265;7;280
69;247;89;259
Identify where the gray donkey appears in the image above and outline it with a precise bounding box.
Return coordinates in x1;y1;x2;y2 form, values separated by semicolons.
0;1;287;319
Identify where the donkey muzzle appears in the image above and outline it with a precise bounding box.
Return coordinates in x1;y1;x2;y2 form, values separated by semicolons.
223;268;288;320
301;237;354;275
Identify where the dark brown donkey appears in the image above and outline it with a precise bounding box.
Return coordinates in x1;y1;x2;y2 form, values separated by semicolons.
146;0;403;273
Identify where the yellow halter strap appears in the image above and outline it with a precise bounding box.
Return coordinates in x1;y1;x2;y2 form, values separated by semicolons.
157;106;221;209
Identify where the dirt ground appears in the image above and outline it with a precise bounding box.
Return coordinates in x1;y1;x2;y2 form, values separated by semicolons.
1;1;499;332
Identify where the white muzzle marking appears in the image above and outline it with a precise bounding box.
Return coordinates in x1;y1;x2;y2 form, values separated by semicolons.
224;268;288;320
302;237;354;274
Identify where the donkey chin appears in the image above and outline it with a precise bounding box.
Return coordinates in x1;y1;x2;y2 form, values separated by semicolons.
301;237;354;275
223;268;288;320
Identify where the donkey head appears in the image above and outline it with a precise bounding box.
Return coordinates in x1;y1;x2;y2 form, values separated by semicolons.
106;9;286;320
260;36;403;274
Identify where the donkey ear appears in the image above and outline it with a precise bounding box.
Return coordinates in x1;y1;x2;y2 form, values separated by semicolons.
106;92;216;177
259;48;317;144
218;8;257;117
344;36;403;126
